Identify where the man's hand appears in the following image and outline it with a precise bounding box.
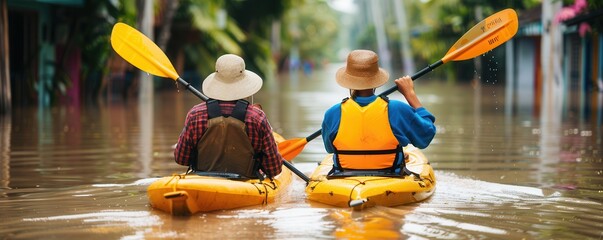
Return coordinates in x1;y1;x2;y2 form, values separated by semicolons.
394;75;414;96
394;75;422;109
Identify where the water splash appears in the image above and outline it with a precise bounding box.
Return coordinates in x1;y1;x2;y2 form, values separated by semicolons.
92;178;160;188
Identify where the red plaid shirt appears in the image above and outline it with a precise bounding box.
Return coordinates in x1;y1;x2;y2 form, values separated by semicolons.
174;101;283;178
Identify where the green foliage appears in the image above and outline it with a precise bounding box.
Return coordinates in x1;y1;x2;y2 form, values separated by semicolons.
76;0;123;101
35;0;126;104
281;1;339;66
411;0;538;82
227;0;292;38
589;0;603;9
584;0;603;33
118;0;137;26
356;24;377;51
173;0;293;79
189;2;244;54
244;34;275;79
229;0;294;76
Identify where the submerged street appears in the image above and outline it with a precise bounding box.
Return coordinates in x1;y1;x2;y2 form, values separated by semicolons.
1;63;601;239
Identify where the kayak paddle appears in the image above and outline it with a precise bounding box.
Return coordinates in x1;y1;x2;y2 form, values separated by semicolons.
110;22;207;100
110;22;311;183
277;8;519;162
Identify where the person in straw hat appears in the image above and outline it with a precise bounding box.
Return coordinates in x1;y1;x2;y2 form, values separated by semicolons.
321;49;436;174
174;54;283;179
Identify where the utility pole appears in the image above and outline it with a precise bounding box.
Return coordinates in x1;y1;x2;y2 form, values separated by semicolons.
541;0;564;118
138;0;154;103
539;0;563;185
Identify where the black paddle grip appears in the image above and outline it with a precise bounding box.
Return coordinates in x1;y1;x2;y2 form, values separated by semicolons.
177;77;209;101
306;129;322;142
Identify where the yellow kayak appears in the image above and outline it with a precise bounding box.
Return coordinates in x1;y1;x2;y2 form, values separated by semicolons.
147;133;292;215
305;145;435;210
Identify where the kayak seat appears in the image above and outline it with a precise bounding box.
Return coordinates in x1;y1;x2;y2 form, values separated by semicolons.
326;170;404;179
192;171;248;180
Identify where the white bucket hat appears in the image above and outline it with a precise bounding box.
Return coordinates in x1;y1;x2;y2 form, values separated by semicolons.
335;50;389;90
202;54;263;101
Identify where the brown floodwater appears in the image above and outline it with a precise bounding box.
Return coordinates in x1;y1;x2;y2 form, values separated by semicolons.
1;63;602;239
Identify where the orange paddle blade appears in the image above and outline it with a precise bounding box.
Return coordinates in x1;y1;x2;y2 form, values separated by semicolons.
442;8;518;63
278;138;309;161
110;23;180;80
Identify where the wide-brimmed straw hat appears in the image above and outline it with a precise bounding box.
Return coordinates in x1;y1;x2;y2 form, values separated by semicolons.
202;54;263;101
335;50;389;90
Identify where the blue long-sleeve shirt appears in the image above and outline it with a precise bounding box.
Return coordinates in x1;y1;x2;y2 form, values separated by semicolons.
322;95;436;154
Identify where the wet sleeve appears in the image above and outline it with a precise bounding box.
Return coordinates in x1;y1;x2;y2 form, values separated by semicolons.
321;104;341;153
258;115;283;178
174;109;199;166
389;102;436;149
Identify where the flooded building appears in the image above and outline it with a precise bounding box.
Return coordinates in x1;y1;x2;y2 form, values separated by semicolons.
506;4;603;124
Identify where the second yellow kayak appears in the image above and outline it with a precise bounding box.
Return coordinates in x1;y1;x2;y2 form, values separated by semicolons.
305;145;436;210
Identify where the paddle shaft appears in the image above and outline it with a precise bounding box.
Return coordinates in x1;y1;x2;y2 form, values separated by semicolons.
177;77;310;182
298;59;445;144
177;78;209;101
284;161;309;182
379;60;443;96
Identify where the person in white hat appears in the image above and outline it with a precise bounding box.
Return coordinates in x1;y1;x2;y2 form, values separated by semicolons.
174;54;283;179
321;49;436;174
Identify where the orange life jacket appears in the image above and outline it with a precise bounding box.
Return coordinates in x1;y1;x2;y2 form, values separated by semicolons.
333;97;402;171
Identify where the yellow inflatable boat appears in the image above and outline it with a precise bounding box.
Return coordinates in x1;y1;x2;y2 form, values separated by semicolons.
305;145;435;210
147;133;292;215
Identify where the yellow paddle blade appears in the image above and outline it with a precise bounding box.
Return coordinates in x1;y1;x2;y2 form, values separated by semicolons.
110;23;179;80
278;138;309;161
442;8;518;63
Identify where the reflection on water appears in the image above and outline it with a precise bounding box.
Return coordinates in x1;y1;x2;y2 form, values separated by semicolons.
1;114;10;193
137;100;153;179
0;64;602;239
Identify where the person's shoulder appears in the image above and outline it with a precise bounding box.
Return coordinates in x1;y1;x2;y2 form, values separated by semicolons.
387;99;411;109
188;102;207;114
183;103;208;122
246;104;267;119
325;102;342;113
322;103;343;122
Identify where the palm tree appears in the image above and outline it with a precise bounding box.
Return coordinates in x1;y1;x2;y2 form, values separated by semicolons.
169;0;294;80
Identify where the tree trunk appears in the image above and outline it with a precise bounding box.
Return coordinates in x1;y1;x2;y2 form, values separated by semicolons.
370;1;391;71
0;0;11;114
157;0;178;51
393;0;415;74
